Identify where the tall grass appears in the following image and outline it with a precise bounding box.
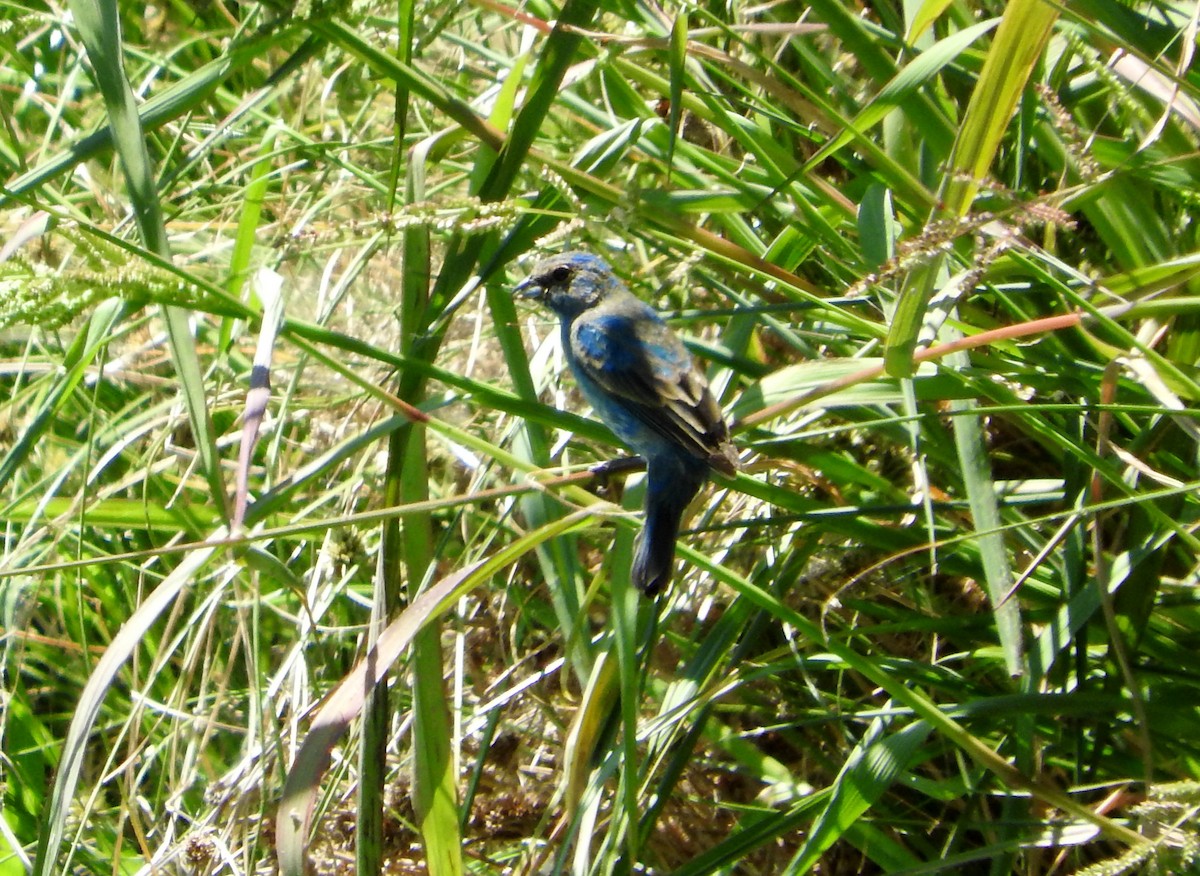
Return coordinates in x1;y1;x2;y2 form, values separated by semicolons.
2;1;1199;874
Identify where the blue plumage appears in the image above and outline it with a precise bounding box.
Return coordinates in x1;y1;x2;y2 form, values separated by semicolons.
516;251;738;595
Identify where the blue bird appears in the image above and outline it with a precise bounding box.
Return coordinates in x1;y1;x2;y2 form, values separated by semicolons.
516;251;738;595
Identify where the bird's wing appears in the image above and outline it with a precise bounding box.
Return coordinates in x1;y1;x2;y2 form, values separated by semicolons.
570;303;732;465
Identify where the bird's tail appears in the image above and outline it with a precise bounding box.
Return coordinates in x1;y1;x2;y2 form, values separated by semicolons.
632;462;706;595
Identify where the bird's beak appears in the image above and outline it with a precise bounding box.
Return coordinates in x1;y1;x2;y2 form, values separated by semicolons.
514;276;543;299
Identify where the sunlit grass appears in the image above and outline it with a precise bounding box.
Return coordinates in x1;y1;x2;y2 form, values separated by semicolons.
2;1;1200;874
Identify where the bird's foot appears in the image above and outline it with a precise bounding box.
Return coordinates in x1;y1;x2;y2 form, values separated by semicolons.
589;456;645;500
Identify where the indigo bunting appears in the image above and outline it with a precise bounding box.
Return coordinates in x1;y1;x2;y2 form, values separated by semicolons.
516;251;738;595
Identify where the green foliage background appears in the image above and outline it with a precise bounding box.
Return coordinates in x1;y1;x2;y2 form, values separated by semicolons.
2;0;1200;873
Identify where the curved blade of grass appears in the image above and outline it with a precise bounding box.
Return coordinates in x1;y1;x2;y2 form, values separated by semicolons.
801;18;999;176
561;649;619;821
806;0;955;155
32;538;222;876
734;357;966;417
672;792;832;875
276;511;592;876
68;0;227;521
787;717;933;872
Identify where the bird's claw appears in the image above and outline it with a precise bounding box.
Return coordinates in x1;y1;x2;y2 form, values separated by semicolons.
588;456;645;499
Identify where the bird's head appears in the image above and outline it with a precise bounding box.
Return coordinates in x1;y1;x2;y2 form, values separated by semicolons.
515;251;621;318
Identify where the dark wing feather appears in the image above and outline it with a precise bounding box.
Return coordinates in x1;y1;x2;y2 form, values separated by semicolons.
570;300;736;471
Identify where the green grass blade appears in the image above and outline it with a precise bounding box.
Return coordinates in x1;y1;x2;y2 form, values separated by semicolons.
67;0;227;519
886;0;1059;375
665;13;687;183
950;392;1025;676
787;718;933;872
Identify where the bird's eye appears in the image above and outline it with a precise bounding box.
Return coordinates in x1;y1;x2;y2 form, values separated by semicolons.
551;265;571;283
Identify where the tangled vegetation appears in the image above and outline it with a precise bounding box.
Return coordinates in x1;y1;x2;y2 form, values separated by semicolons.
2;0;1200;873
